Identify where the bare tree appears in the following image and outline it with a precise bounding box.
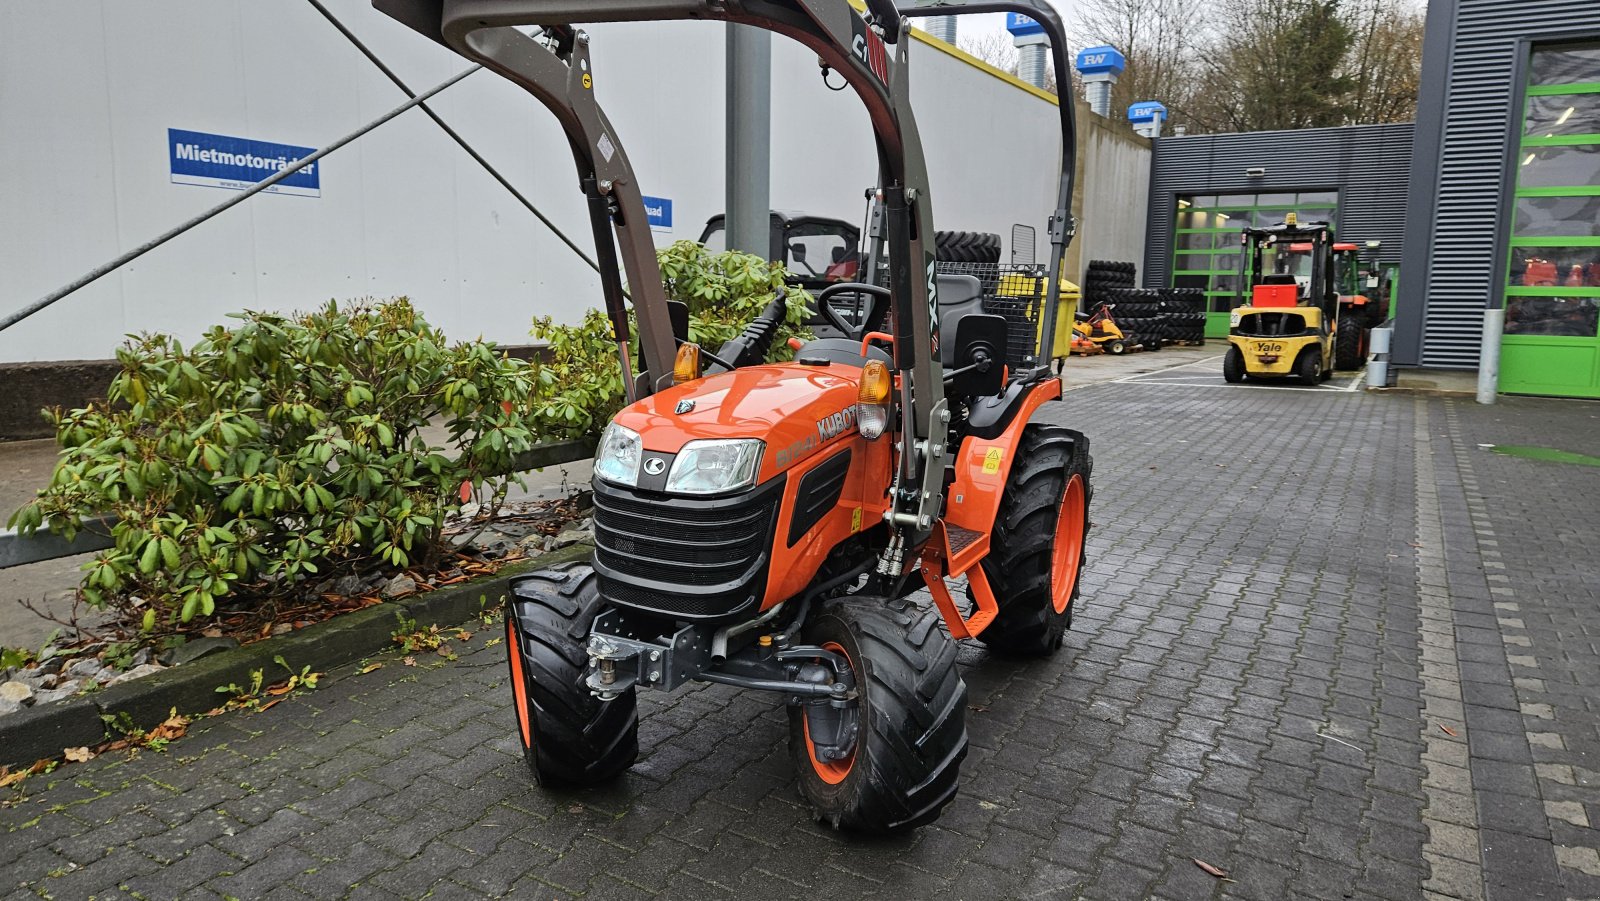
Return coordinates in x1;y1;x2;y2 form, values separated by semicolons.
959;31;1021;75
1342;0;1425;123
1068;0;1207;128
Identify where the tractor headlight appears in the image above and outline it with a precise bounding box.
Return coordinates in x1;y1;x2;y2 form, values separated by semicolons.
666;439;764;495
857;360;892;440
594;423;643;488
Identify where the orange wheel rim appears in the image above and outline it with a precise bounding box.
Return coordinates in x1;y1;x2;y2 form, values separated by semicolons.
1051;474;1087;614
506;617;533;749
802;641;856;784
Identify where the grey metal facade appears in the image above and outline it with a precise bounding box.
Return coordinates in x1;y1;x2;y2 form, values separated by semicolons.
1143;123;1415;290
1396;0;1600;368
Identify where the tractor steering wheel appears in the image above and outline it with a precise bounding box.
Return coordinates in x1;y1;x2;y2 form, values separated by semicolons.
817;282;891;341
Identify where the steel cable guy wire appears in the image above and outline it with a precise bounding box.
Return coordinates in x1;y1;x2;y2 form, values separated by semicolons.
305;0;607;279
0;65;480;335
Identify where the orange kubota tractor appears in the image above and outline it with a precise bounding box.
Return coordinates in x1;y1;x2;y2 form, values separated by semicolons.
376;0;1092;833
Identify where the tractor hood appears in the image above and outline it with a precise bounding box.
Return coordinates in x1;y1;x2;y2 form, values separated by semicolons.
613;362;866;485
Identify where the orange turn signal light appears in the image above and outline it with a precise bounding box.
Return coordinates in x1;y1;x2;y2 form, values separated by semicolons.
858;360;891;405
674;343;702;384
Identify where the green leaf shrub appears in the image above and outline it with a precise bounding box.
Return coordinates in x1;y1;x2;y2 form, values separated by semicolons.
8;298;535;632
529;241;813;439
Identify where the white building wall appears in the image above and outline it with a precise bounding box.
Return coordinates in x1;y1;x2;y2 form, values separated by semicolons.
0;1;1065;363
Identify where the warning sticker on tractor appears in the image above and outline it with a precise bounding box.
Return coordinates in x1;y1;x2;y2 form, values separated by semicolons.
597;133;615;162
851;508;862;533
982;448;1004;474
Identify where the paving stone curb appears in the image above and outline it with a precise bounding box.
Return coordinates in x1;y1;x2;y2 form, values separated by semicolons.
0;543;593;768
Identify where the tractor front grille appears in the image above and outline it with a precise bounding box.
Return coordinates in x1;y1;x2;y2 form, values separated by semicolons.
591;477;784;621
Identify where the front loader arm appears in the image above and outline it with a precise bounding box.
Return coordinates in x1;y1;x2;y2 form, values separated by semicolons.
899;0;1078;376
381;0;950;558
375;3;678;400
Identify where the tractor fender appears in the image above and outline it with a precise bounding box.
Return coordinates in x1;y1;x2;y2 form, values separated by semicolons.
945;380;1063;540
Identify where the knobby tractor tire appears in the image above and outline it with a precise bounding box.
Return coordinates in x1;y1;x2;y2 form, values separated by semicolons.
1334;315;1366;371
1297;347;1321;386
505;564;638;788
1223;346;1245;383
974;424;1092;656
788;597;968;833
934;231;1002;266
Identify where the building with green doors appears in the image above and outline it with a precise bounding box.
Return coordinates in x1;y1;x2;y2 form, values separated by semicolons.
1142;1;1600;398
1396;1;1600;397
1145;125;1413;340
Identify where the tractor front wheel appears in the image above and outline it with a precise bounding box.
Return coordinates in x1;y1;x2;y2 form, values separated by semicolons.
506;565;639;787
1223;346;1245;383
1106;339;1126;355
974;424;1092;656
788;597;968;833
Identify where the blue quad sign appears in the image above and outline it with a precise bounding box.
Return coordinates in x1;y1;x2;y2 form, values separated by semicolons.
641;195;673;232
1075;45;1126;77
1129;101;1169;123
1005;13;1044;37
168;128;320;197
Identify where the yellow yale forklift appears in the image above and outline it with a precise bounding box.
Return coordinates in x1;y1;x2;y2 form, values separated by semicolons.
1223;213;1339;386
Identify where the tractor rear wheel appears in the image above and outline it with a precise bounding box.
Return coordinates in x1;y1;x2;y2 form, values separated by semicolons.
974;424;1092;656
1334;315;1366;370
1223;346;1245;383
1296;347;1321;386
506;565;638;787
788;597;967;833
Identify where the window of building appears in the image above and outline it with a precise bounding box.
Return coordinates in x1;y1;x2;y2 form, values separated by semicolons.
1505;42;1600;338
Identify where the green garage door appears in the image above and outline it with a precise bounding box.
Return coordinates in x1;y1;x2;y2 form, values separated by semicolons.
1500;41;1600;398
1172;192;1338;337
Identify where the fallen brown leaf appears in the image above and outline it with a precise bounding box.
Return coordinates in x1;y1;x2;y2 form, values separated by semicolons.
148;713;190;742
1439;724;1458;737
63;747;94;763
358;663;384;675
258;698;283;713
403;656;417;667
1193;858;1230;880
0;769;27;789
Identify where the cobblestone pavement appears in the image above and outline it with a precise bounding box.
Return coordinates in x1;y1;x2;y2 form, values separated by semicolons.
4;371;1598;900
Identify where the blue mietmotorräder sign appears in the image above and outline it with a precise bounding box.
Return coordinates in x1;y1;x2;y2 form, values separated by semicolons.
642;195;673;232
168;128;320;197
1006;13;1044;37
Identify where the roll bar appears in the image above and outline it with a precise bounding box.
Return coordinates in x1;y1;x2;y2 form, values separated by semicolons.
897;1;1076;368
374;0;950;545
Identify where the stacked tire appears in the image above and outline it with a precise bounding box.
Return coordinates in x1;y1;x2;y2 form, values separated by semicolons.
935;231;1002;266
1159;288;1207;345
1079;261;1207;351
